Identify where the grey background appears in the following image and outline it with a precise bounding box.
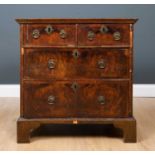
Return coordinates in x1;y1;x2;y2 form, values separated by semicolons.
0;4;155;84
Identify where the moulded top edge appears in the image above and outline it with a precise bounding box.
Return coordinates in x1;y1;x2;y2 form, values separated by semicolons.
15;18;138;24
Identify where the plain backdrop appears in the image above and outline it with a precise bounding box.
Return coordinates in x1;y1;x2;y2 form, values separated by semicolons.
0;4;155;84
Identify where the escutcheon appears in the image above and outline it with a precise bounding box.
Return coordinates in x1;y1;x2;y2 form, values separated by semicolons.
71;82;79;92
72;49;80;59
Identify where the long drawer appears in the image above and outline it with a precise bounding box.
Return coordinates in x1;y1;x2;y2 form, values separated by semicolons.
23;80;131;118
23;48;130;80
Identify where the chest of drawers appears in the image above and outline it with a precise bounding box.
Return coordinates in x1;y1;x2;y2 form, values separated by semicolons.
16;18;137;143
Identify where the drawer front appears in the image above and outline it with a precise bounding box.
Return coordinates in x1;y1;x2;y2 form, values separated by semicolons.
24;48;130;80
24;24;76;46
23;81;77;118
23;80;130;118
78;24;130;46
76;80;130;118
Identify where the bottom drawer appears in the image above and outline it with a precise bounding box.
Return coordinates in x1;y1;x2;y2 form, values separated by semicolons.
22;80;131;118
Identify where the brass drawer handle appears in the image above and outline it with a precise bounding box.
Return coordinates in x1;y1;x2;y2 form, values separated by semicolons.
48;59;55;69
48;95;55;104
98;96;105;105
45;25;54;35
113;31;121;40
100;25;109;34
59;29;67;39
98;59;106;69
71;82;79;92
72;49;80;59
88;31;95;41
32;29;40;39
48;95;55;105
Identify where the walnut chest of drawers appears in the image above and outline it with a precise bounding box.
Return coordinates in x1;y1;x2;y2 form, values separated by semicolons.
16;18;137;143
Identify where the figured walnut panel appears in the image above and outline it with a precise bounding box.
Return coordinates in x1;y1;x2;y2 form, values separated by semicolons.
77;80;130;118
24;24;76;46
78;24;130;46
23;80;130;118
23;81;77;118
23;48;130;80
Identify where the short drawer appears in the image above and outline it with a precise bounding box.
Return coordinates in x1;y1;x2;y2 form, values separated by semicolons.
78;24;130;46
24;24;76;46
23;80;131;118
23;48;130;80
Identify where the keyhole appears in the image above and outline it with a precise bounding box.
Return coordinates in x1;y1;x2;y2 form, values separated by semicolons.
45;25;53;34
75;52;78;57
72;50;80;59
48;27;50;33
71;82;79;92
74;84;77;89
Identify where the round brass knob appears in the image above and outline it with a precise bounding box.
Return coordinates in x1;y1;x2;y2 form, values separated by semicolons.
113;31;121;41
59;29;67;39
98;96;105;105
48;59;55;69
32;29;40;39
48;95;55;105
88;31;95;41
98;59;106;69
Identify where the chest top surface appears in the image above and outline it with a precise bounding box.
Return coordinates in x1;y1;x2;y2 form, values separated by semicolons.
16;18;138;24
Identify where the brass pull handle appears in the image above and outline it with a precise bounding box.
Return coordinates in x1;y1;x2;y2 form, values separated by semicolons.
59;29;67;39
45;25;54;35
88;31;95;41
113;31;121;40
71;82;79;92
32;29;40;39
48;95;55;105
100;25;109;34
72;49;80;59
98;96;105;105
48;59;55;69
98;59;106;69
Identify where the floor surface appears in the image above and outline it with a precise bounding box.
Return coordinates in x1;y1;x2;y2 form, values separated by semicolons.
0;97;155;150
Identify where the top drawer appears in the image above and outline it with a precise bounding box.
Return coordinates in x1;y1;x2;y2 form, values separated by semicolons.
78;24;131;46
23;23;131;47
24;24;76;46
